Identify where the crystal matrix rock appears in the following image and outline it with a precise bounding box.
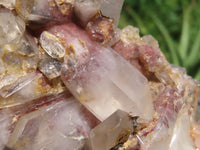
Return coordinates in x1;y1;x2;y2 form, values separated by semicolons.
0;0;199;150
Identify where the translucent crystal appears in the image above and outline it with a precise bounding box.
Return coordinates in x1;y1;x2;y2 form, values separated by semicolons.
40;31;66;59
0;9;25;45
0;73;66;108
0;72;37;98
47;23;153;121
89;110;133;150
15;37;34;56
0;110;14;149
75;0;124;26
6;97;99;150
3;52;23;68
169;106;195;150
100;0;124;26
38;56;62;79
74;0;101;25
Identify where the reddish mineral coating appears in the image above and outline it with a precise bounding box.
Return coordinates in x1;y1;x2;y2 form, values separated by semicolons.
86;13;114;43
111;29;199;149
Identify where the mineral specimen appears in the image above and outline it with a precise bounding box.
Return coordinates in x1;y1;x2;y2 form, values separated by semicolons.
0;0;199;150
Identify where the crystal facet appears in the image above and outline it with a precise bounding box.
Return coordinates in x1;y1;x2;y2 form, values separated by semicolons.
89;110;134;150
40;31;66;59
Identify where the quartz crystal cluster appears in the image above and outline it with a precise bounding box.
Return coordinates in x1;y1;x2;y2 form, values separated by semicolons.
0;0;199;150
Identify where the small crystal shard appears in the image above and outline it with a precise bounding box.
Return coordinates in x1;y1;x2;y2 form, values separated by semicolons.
40;31;66;59
38;56;62;79
0;9;25;45
89;110;133;150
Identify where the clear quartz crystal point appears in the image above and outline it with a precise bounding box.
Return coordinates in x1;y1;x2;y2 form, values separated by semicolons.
62;42;153;121
55;23;153;121
89;110;133;150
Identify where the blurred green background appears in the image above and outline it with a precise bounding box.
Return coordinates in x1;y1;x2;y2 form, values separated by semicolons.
119;0;200;81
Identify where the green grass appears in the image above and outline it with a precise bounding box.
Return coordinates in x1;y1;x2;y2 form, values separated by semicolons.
119;0;200;81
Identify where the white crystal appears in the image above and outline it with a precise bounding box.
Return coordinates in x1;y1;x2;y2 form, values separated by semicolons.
7;97;97;150
0;9;25;45
89;110;133;150
48;23;154;121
